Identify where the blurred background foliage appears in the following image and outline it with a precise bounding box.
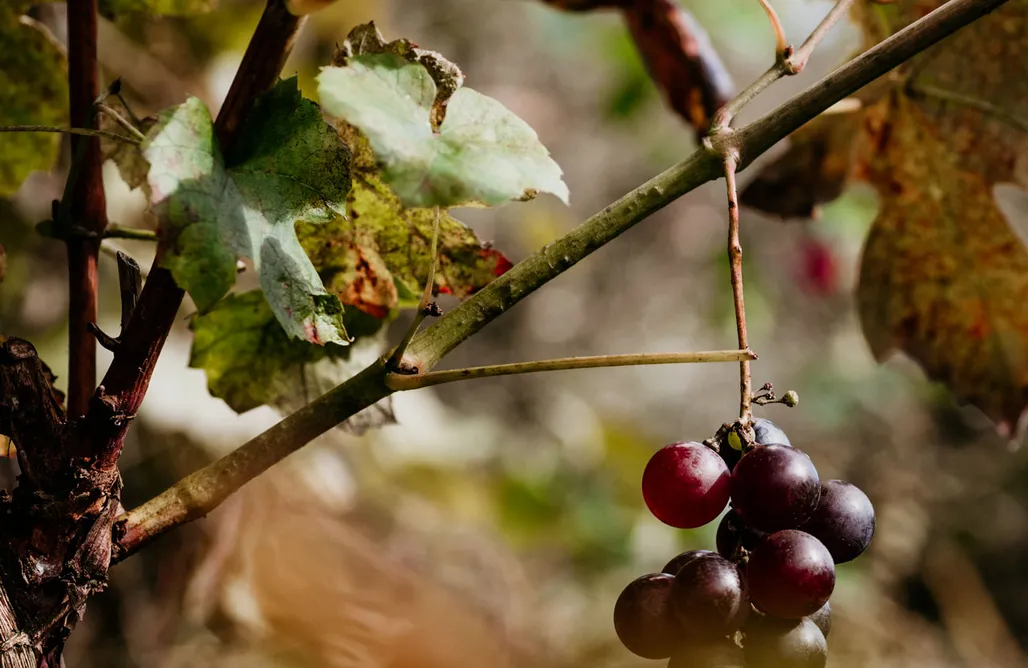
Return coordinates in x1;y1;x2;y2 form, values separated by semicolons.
2;1;1028;667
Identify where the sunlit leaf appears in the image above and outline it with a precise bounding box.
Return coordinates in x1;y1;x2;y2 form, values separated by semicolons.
144;77;351;344
318;54;569;209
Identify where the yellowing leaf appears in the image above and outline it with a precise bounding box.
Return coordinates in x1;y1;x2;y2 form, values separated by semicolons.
855;0;1028;432
0;9;67;196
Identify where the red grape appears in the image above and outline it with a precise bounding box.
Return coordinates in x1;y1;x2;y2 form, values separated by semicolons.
745;615;827;668
731;444;820;532
613;573;679;659
668;637;744;667
716;509;765;560
671;553;749;636
663;549;715;576
801;480;875;563
747;530;835;619
643;442;731;529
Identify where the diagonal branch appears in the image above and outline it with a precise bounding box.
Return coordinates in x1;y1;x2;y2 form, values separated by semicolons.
113;0;1013;560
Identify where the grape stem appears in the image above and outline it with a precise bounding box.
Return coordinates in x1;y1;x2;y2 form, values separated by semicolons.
711;0;857;130
96;104;147;141
104;226;158;241
385;350;758;391
723;157;752;422
387;207;442;372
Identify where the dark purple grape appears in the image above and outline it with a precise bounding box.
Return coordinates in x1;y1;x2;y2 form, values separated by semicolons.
753;417;792;447
747;530;835;619
671;553;749;636
808;601;831;639
668;637;744;667
716;509;766;560
663;549;715;576
613;573;678;659
801;480;875;563
643;442;731;529
744;616;827;668
731;444;821;532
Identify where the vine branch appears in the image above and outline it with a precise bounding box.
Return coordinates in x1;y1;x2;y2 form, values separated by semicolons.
64;0;108;418
385;350;757;391
113;0;1013;560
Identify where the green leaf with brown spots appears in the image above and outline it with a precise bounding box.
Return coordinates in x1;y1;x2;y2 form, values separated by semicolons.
298;135;512;317
855;0;1028;433
0;7;67;197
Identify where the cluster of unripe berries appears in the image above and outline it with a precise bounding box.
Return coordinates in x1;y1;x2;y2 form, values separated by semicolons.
614;418;875;667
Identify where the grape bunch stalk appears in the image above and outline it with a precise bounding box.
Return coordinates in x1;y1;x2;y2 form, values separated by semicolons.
614;417;875;667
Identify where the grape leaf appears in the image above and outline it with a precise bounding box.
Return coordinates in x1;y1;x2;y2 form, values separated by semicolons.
622;0;733;139
538;0;732;138
855;0;1028;433
333;22;464;130
317;53;569;209
741;109;861;219
190;290;393;426
189;291;343;413
0;7;67;196
144;77;351;345
98;0;215;16
299;174;514;316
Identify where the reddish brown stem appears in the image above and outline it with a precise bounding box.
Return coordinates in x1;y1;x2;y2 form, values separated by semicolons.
85;1;306;471
65;0;108;418
724;156;751;421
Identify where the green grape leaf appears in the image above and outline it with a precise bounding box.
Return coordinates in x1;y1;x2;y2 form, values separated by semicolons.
144;77;351;344
189;291;346;413
317;53;569;209
0;8;67;196
190;290;393;425
99;0;215;16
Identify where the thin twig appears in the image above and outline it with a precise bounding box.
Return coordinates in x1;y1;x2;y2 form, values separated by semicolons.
113;0;1013;561
723;157;752;421
711;64;785;130
96;104;146;141
757;0;789;56
0;125;138;144
386;350;758;391
104;225;157;241
712;0;857;130
387;207;441;371
788;0;858;73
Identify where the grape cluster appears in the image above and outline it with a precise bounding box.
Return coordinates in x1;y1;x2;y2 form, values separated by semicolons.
614;418;875;667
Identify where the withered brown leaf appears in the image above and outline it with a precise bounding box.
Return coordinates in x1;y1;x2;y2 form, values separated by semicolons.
855;0;1028;433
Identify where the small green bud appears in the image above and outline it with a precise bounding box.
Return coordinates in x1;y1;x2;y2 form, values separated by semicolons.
783;390;799;407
